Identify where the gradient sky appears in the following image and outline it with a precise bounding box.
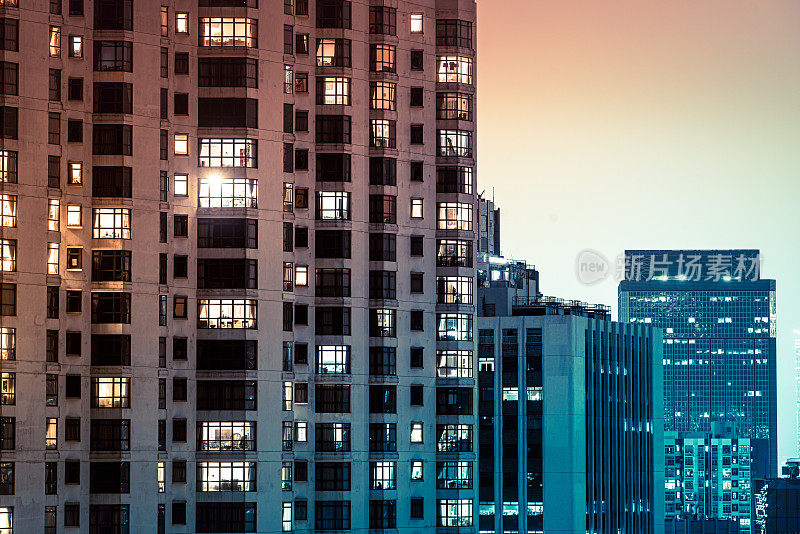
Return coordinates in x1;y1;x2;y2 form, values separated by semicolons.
477;0;800;468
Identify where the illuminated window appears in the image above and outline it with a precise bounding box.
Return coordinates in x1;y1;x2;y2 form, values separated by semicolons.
282;502;292;532
295;266;308;287
158;461;166;493
174;174;188;197
437;56;472;84
0;240;14;272
1;372;14;405
316;77;350;105
437;129;472;157
437;276;473;304
49;26;61;57
161;6;168;36
175;13;189;33
48;199;60;231
0;195;15;227
370;44;395;73
316;38;351;67
315;191;350;220
68;162;82;185
283;262;294;292
200;18;258;48
0;507;11;534
92;208;131;239
315;345;350;374
47;243;59;275
437;350;473;378
437;313;473;341
411;198;424;218
370;461;396;490
45;418;58;449
411;460;423;480
283;183;293;212
66;205;82;227
370;119;396;148
198;461;256;492
91;377;130;408
69;35;82;58
197;299;257;329
197;421;256;451
199;176;257;208
437;92;472;121
282;381;293;410
437;499;473;527
295;421;307;442
370;81;396;110
437;202;472;230
0;151;17;183
410;422;423;443
174;134;189;155
410;13;423;34
284;64;293;93
199;138;257;168
370;308;396;337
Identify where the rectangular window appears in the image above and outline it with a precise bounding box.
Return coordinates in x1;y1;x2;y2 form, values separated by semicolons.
315;384;350;413
196;503;256;533
90;377;130;408
49;69;61;101
0;151;16;183
437;56;473;84
197;421;255;451
370;81;396;110
316;38;351;67
437;166;473;194
437;92;472;121
0;19;19;52
197;299;257;329
315;345;350;374
69;35;83;57
369;347;396;376
315;115;351;144
196;381;257;411
0;328;14;360
92;208;131;238
369;6;396;35
197;218;257;248
370;44;395;72
437;313;473;341
369;308;396;338
197;462;256;492
90;292;131;323
315;191;350;220
370;119;396;148
200;18;258;47
199;138;257;168
93;41;132;71
316;77;350;105
48;112;60;144
437;276;473;304
436;19;473;48
92;124;132;155
50;26;61;57
369;195;396;224
316;153;350;182
93;82;133;114
91;251;131;282
315;501;350;531
438;129;473;157
437;202;472;230
437;499;473;527
316;0;351;29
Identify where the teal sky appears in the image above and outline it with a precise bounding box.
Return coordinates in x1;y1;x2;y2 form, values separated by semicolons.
477;0;800;467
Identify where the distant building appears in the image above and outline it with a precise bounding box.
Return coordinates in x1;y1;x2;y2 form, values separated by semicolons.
795;333;800;455
477;295;664;534
665;518;742;534
619;250;777;533
754;460;800;534
478;195;501;255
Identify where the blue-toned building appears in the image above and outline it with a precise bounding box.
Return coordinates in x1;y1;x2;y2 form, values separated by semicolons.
619;249;777;533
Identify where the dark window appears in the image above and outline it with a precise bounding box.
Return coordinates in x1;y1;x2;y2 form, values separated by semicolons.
68;77;83;100
315;230;350;259
369;385;396;413
67;120;83;143
196;380;257;410
316;115;351;144
172;501;186;524
89;504;130;534
315;268;351;297
295;110;309;132
63;462;78;486
410;124;424;145
160;212;168;242
65;418;81;441
0;19;19;52
198;58;258;88
196;503;256;533
410;87;424;107
410;235;424;256
46;330;58;361
369;270;396;300
0;283;15;316
174;93;189;115
315;501;350;531
47;112;60;144
315;462;350;491
174;255;188;278
410;498;424;519
436;19;473;48
296;188;309;208
49;69;61;101
283;222;293;252
175;52;189;74
295;149;309;171
90;292;131;324
0;106;16;139
172;419;187;442
284;24;293;54
174;214;188;237
65;331;81;357
160;46;168;77
283;142;293;172
48;155;60;188
197;340;257;371
315;384;350;413
159;253;167;284
369;6;396;35
160;130;168;160
173;377;187;402
197;259;257;289
282;302;293;332
369;500;396;529
65;290;82;313
369;423;396;452
89;462;130;493
316;0;351;28
315;307;350;335
92;124;132;155
64;376;80;400
283;103;293;133
45;462;57;494
410;49;424;70
369;195;396;224
369;347;396;376
64;504;80;527
295;343;308;365
410;272;424;293
94;82;133;114
295;227;308;248
369;157;396;186
410;384;424;405
91;335;131;366
436;387;473;415
295;499;308;521
198;98;258;128
369;233;396;262
316;153;350;182
411;310;424;331
93;41;132;71
296;33;309;54
197;218;257;248
91;250;131;282
94;0;133;30
315;423;350;452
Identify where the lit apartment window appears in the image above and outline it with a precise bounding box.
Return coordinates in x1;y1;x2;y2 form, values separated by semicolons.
69;35;83;58
0;195;15;227
316;345;350;374
437;202;472;230
371;308;396;337
410;13;423;34
282;381;293;410
46;417;57;449
316;38;351;67
0;241;14;272
66;247;81;270
370;81;396;110
437;276;473;304
158;461;166;493
438;129;472;157
283;262;293;291
316;191;350;220
197;421;256;451
316;77;350;105
48;199;60;231
437;499;473;527
437;313;473;342
92;208;131;239
411;460;423;480
47;243;59;275
1;373;14;404
411;198;424;218
370;44;395;73
66;205;82;227
200;18;258;48
197;462;256;492
175;13;189;33
174;174;188;197
437;350;473;378
437;92;472;121
91;377;130;408
370;461;396;490
437;56;473;84
282;502;292;532
410;422;423;443
199;138;257;167
174;134;189;155
199;177;257;208
284;65;293;94
49;26;61;57
0;507;10;534
295;421;307;442
283;183;293;212
295;266;308;287
197;299;257;329
68;162;82;185
0;151;16;183
161;6;168;36
370;119;396;148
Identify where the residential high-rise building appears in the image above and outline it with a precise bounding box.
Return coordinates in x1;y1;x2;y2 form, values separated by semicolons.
619;249;777;533
0;0;478;532
477;295;664;534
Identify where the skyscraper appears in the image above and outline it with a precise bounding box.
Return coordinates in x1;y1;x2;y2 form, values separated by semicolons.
0;0;478;531
619;249;777;533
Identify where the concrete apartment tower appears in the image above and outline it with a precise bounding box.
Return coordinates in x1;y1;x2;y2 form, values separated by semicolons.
0;0;478;532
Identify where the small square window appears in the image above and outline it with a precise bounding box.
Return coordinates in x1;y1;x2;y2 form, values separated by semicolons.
65;290;82;313
172;501;187;525
410;310;424;331
67;78;83;101
68;35;83;58
410;461;423;481
410;161;424;182
410;497;424;519
173;296;187;318
68;162;82;185
65;374;81;398
67;120;83;143
174;174;188;197
174;134;188;155
295;265;309;287
174;93;189;116
65;331;81;356
410;236;424;257
410;422;423;443
410;198;424;218
410;272;424;294
174;215;188;237
410;50;424;71
173;255;188;278
66;248;82;270
410;13;423;34
175;13;189;33
175;52;189;75
66;205;81;227
410;347;423;368
410;87;423;107
410;384;423;405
